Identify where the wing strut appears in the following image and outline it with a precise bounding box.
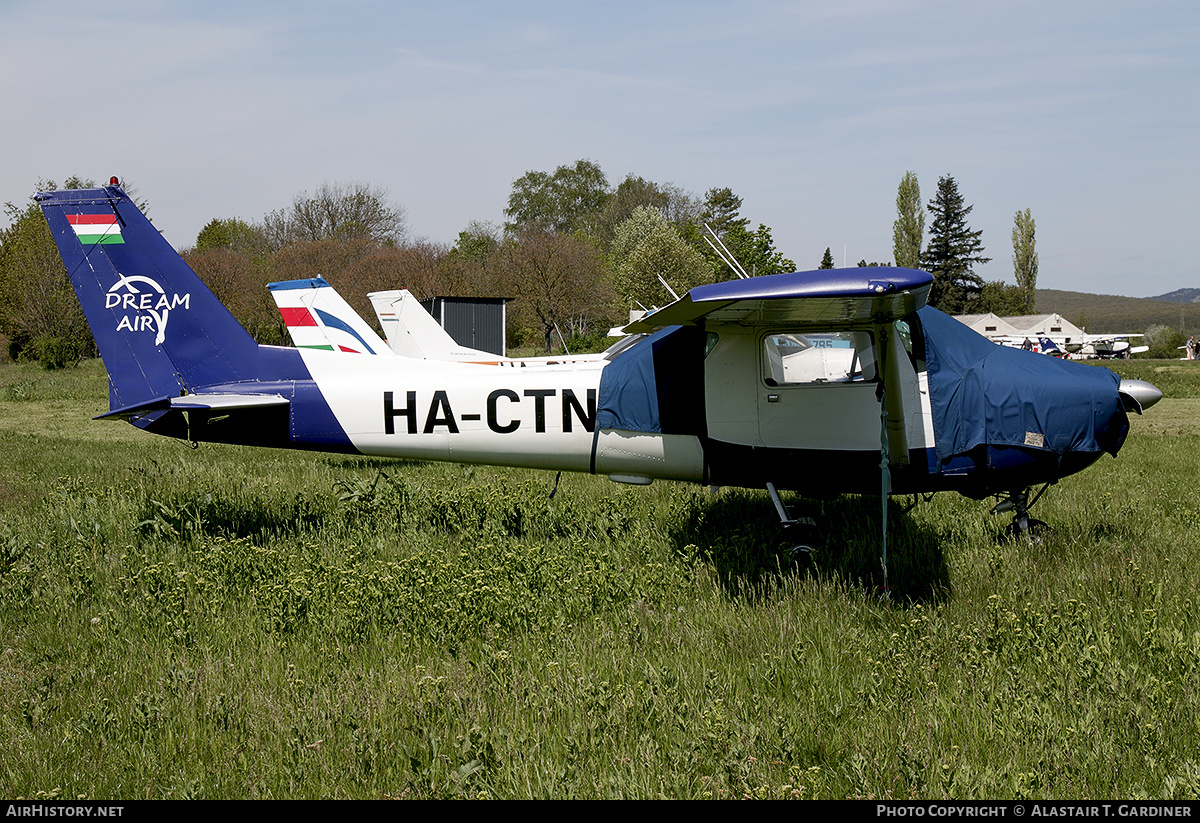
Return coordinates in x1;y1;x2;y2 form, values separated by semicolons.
874;320;915;595
874;322;911;596
877;371;891;596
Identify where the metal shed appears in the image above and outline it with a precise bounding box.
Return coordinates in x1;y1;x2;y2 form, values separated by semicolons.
418;296;509;356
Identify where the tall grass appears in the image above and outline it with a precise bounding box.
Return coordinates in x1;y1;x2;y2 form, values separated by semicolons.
3;359;1200;798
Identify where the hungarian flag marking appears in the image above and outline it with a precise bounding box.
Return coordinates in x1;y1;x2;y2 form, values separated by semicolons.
67;214;124;245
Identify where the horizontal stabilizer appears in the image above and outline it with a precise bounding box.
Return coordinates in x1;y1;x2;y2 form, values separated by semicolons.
94;396;172;421
94;393;289;421
170;393;290;410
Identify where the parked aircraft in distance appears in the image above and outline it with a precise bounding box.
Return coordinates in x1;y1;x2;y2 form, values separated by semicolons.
1076;335;1149;359
365;286;615;366
269;276;614;366
38;183;1162;559
994;332;1148;359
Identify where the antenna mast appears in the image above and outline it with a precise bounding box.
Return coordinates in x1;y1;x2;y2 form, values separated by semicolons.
703;223;750;279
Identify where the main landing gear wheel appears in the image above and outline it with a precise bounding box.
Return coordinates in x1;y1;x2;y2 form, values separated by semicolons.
783;528;815;562
767;482;818;563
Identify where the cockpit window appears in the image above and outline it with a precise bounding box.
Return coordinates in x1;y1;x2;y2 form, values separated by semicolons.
762;331;877;386
896;315;927;374
704;332;720;358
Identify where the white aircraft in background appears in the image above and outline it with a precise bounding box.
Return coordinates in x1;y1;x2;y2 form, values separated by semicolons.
268;276;395;356
1075;335;1149;359
269;276;616;366
367;287;496;360
995;332;1148;359
367;288;619;365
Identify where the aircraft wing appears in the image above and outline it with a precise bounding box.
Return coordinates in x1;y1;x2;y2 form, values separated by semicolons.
1086;333;1144;341
620;268;932;477
623;267;933;333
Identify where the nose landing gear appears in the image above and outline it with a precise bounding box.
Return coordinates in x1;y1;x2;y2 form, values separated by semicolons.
992;484;1053;540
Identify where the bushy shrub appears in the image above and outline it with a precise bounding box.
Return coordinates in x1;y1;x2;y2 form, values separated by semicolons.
1142;324;1187;358
30;335;84;370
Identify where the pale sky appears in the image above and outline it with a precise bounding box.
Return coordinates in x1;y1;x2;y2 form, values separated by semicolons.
2;0;1196;297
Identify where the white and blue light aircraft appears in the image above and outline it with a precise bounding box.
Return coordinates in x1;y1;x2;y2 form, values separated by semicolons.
38;184;1161;548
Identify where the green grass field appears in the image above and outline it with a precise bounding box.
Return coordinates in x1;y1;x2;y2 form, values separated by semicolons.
3;358;1200;799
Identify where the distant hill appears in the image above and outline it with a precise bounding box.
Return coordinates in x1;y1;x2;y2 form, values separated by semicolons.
1033;289;1200;334
1147;288;1200;304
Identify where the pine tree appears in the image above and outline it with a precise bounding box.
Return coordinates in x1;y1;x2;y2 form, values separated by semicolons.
700;187;749;237
920;175;990;313
818;247;835;269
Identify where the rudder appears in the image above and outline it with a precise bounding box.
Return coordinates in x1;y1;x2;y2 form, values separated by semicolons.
269;277;393;355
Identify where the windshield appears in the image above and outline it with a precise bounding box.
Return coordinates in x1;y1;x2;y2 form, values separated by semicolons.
602;334;648;360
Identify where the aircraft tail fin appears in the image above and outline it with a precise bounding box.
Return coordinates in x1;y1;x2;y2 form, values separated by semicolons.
37;185;261;413
368;289;494;360
269;277;393;356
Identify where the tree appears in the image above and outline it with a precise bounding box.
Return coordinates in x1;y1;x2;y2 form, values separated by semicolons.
490;230;612;351
1012;208;1038;313
681;187;745;280
338;242;453;314
594;175;667;246
699;187;749;237
979;280;1027;316
1144;323;1187;359
892;171;924;269
184;247;287;346
720;223;796;277
818;247;835;269
0;177;98;366
194;217;270;258
262;181;407;248
437;221;500;299
920;175;991;313
503;159;611;238
610;206;709;308
451;221;500;265
680;188;794;280
594;175;700;248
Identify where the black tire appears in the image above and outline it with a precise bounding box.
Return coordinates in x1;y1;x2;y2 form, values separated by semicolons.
1001;518;1050;541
